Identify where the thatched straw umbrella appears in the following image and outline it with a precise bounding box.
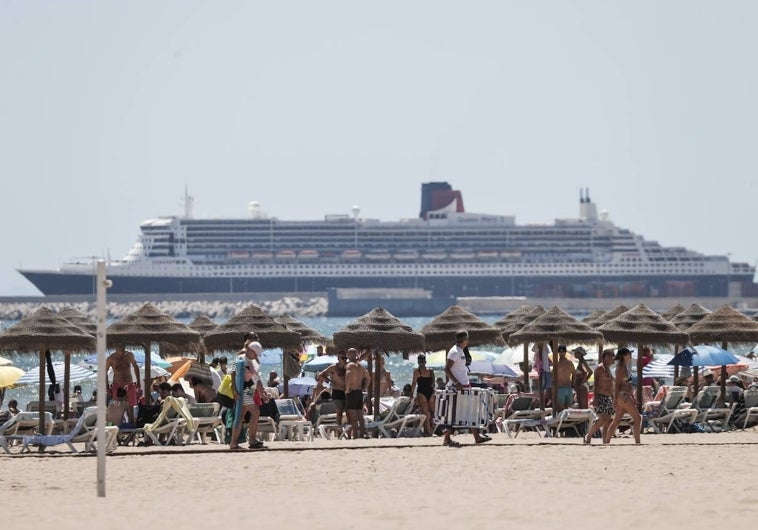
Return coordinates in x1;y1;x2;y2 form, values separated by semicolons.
203;305;302;353
509;306;602;409
494;305;546;392
275;313;329;398
669;304;712;383
581;310;606;324
106;303;201;404
661;304;686;321
589;305;630;329
333;307;424;417
597;304;689;407
186;315;218;364
0;307;95;435
419;305;504;351
57;307;97;419
686;305;758;400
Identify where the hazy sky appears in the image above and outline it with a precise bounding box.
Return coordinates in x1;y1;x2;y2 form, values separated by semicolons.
1;1;757;296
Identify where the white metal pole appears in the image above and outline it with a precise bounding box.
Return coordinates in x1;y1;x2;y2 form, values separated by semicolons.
96;260;109;497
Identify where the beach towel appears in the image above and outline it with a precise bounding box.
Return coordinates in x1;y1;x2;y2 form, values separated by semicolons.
233;356;245;428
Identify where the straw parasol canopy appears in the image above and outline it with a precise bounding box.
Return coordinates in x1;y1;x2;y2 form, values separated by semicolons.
687;305;758;345
57;306;96;336
275;313;328;344
419;305;504;351
582;310;606;324
106;303;201;350
497;305;547;342
596;304;689;345
508;306;603;346
188;315;218;336
0;307;96;352
0;306;96;434
492;305;533;333
333;307;425;354
588;305;629;329
661;304;686;321
669;303;712;331
203;305;302;352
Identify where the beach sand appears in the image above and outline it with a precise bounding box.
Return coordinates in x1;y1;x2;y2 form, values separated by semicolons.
2;431;756;529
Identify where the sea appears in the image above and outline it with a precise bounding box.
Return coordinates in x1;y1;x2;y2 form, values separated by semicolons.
1;315;503;410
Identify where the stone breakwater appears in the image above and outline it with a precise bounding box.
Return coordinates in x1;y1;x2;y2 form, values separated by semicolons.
0;296;327;322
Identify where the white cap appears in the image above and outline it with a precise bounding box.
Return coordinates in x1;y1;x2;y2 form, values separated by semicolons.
247;341;263;355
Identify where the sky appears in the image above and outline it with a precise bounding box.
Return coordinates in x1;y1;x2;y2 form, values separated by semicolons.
1;1;757;296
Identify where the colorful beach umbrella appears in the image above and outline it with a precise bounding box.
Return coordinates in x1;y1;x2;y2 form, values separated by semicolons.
668;345;740;367
15;362;96;386
0;366;25;388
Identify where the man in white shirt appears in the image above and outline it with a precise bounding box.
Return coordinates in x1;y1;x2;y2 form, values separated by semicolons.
442;330;491;447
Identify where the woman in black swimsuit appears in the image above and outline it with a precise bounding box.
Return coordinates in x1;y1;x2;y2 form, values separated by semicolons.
411;354;436;436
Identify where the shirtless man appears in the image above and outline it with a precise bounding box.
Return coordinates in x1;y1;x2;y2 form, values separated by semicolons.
583;349;615;444
106;344;141;407
553;344;575;413
344;347;370;439
318;352;348;425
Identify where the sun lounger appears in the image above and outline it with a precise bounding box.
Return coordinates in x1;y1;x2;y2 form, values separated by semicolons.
143;397;195;446
186;403;224;444
546;408;597;438
691;387;733;432
275;399;313;441
500;396;546;438
741;389;758;429
0;412;55;453
649;387;697;433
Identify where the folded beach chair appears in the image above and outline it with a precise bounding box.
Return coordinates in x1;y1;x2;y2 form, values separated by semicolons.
186;402;224;444
546;408;597;438
143;397;196;446
0;412;54;453
19;411;117;454
649;387;697;433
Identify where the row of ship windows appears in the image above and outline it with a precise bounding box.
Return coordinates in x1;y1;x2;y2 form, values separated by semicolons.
141;265;706;274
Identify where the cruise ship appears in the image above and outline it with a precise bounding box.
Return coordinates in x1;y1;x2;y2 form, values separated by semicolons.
18;182;757;298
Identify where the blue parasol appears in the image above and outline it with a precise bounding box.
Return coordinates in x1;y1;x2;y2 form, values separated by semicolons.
668;345;740;367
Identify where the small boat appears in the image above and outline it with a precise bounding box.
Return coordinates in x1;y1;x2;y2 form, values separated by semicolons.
298;250;319;260
275;250;297;260
250;251;274;261
228;251;250;259
341;249;362;260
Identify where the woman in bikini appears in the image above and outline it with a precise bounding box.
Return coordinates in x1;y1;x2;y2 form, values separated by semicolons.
603;347;642;444
572;346;592;409
411;354;435;436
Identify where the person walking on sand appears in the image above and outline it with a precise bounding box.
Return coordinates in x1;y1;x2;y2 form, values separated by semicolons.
584;349;615;444
442;330;491;447
344;347;370;439
603;347;641;445
229;339;269;450
106;344;141;407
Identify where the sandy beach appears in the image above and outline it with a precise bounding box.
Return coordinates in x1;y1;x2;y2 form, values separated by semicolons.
2;430;757;529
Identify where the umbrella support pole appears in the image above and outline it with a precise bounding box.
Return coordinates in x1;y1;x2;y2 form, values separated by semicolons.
636;343;643;413
373;350;381;424
63;351;71;420
144;342;152;405
38;346;45;444
522;344;529;392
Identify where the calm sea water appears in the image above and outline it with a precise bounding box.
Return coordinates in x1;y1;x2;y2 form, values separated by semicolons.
1;315;503;410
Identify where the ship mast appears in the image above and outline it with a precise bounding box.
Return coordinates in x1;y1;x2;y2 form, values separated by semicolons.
181;186;194;219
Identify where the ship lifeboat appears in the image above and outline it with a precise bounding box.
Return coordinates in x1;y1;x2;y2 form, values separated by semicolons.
421;251;447;261
250;251;274;261
275;250;297;260
449;251;476;260
393;251;419;261
341;249;363;260
365;251;392;261
476;250;499;260
228;251;250;259
298;249;319;260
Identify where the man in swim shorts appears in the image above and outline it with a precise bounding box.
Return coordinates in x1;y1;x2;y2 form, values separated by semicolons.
344;348;370;439
554;344;575;413
318;352;348;425
584;349;615;444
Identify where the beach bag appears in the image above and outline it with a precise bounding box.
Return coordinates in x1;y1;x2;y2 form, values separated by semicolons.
216;374;235;409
